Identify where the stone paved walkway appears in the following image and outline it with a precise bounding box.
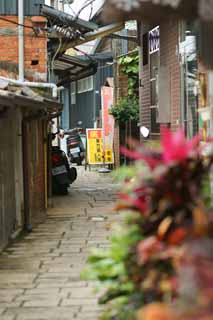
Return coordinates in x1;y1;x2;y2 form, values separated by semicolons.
0;168;118;320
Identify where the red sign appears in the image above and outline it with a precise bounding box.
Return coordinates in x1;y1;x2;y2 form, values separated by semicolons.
101;86;114;164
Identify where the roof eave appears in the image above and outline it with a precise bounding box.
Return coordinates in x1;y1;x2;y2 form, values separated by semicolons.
41;5;98;32
0;89;62;112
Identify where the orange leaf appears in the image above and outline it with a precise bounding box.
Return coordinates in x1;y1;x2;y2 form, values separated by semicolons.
158;216;172;240
167;227;187;245
192;206;208;236
137;303;178;320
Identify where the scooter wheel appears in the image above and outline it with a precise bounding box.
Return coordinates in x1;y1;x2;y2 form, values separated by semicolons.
76;159;82;166
60;184;68;195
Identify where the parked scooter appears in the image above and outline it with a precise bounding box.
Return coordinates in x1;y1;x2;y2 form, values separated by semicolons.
65;128;85;166
51;139;77;195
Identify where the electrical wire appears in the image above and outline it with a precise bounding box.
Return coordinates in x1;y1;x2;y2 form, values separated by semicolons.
74;0;96;19
0;16;47;31
73;46;95;62
51;37;63;74
89;2;94;20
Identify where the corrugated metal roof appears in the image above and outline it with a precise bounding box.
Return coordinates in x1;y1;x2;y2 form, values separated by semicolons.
0;0;44;16
54;54;98;86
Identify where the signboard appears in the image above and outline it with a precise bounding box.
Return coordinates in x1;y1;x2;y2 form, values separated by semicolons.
86;129;104;165
149;26;160;54
101;86;114;164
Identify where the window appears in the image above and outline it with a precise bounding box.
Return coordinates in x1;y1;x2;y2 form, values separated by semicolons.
77;76;93;93
70;82;76;105
149;26;160;134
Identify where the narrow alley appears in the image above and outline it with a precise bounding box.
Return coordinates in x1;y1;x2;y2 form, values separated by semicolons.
0;168;118;320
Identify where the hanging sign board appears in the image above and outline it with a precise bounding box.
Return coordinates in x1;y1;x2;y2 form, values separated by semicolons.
86;129;104;165
101;86;115;164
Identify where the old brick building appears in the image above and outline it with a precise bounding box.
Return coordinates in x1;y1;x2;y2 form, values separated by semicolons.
0;16;47;81
103;0;212;142
0;84;61;249
0;1;60;249
139;20;182;137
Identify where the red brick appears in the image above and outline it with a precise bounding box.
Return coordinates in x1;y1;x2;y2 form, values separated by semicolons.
0;16;47;82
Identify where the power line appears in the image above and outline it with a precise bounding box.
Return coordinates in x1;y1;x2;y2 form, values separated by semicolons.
0;16;47;32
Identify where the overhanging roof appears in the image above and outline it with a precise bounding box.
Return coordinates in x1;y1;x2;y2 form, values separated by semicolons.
103;0;213;23
41;5;98;32
60;23;124;52
54;54;98;86
0;88;61;113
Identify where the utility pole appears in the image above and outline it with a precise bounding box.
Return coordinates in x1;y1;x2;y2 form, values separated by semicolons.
18;0;24;81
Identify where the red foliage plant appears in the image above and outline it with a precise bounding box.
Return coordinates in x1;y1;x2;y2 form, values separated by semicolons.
118;127;213;320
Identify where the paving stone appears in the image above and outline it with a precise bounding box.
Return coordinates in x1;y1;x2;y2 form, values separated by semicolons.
0;167;118;319
23;298;60;307
61;298;98;306
0;316;16;320
6;307;78;319
25;288;60;295
0;307;6;315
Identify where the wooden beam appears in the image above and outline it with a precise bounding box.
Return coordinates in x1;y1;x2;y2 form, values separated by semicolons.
61;23;124;53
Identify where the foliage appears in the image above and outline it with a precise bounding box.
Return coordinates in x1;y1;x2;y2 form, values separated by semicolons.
110;52;139;123
83;128;213;320
110;96;139;123
119;54;139;97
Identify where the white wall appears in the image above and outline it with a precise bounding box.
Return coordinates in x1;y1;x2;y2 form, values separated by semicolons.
45;0;64;11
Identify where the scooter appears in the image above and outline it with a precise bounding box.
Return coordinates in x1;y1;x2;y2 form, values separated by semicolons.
52;145;77;195
66;129;85;166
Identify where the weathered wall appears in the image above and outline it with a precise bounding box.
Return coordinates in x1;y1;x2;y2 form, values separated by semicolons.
23;118;46;227
0;16;47;81
0;110;17;249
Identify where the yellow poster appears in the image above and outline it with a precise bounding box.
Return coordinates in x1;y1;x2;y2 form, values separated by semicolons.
86;129;103;165
86;129;114;165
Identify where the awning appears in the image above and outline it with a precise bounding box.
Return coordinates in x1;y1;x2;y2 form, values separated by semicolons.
54;54;98;86
103;0;213;23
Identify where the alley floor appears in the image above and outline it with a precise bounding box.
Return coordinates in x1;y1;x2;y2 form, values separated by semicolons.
0;167;119;320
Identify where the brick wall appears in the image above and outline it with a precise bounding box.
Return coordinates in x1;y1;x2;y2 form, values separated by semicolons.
160;19;181;131
0;16;47;81
140;19;181;134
